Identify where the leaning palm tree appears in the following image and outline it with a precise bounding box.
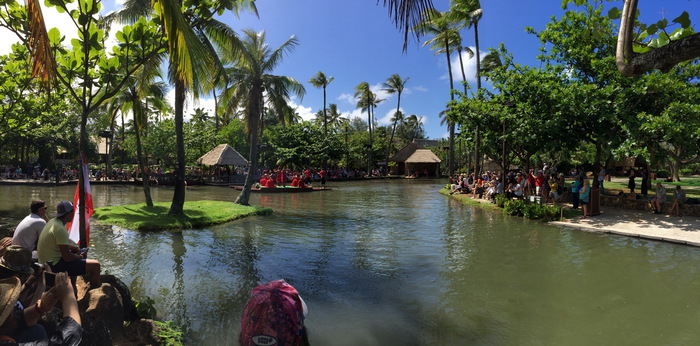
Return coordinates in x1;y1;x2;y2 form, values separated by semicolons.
309;71;334;136
414;8;460;176
224;29;305;205
382;73;410;172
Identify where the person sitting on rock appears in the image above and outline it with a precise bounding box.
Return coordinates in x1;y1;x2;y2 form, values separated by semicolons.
239;280;309;346
37;201;101;293
0;274;82;345
12;200;49;259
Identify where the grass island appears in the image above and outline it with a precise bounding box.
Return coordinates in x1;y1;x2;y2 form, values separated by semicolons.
92;201;272;231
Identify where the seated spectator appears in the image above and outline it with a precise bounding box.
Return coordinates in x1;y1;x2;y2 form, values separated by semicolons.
37;201;101;292
507;180;523;199
12;200;49;259
240;280;309;346
650;182;666;214
669;185;686;217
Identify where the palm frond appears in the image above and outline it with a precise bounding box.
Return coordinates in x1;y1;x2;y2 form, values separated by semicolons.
26;0;56;86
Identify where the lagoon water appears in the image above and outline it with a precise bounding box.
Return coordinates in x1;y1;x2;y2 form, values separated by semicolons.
1;179;699;345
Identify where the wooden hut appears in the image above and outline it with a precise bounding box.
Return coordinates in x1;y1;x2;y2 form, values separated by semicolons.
197;144;248;185
388;142;441;177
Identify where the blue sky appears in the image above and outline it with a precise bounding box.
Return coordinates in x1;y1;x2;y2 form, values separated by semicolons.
1;0;696;139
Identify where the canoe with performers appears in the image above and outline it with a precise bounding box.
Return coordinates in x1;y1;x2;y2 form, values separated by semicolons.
230;186;331;193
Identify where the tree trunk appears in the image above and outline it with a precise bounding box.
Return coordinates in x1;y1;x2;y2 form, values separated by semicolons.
78;109;87;248
385;93;402;174
135;123;153;207
236;85;263;206
445;37;455;177
169;79;186;215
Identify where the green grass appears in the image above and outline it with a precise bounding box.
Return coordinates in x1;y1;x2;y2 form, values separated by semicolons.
598;177;700;199
92;200;272;231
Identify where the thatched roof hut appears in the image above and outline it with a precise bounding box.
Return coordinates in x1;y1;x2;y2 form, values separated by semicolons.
197;144;248;166
389;142;441;177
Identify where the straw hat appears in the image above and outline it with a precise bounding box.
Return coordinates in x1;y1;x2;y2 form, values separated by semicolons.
0;277;21;324
0;245;32;275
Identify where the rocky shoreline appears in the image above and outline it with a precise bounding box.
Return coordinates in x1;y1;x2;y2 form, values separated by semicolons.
50;275;164;346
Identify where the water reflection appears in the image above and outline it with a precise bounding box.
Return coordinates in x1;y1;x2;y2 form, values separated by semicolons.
2;181;700;345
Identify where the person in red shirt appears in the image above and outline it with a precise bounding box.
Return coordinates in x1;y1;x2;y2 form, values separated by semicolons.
276;168;286;187
535;171;546;196
297;176;307;188
319;169;326;187
265;177;277;188
290;175;299;187
303;169;311;183
259;174;269;187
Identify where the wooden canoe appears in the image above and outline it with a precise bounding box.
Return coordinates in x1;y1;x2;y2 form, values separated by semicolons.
230;186;331;193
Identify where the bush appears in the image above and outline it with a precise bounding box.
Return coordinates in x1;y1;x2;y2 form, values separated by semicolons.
495;194;509;208
503;199;526;217
502;199;560;220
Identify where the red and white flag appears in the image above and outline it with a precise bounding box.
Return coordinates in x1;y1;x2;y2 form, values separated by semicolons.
66;154;93;246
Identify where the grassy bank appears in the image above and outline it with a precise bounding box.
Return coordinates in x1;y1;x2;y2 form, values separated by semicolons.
92;201;272;231
440;188;580;220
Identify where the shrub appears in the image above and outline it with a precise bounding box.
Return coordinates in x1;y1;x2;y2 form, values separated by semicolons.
503;199;526;217
501;199;560;220
495;194;509;208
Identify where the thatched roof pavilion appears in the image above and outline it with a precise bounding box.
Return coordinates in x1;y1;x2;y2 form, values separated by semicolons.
389;142;441;177
197;144;248;166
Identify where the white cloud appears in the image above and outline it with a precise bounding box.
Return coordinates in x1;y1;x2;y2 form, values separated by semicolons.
411;85;428;92
337;93;355;106
450;46;488;85
378;108;403;126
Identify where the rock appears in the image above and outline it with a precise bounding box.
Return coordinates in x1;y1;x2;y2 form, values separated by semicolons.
79;314;112;346
81;282;125;331
121;319;162;345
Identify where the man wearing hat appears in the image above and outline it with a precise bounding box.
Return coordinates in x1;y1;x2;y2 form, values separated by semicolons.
12;200;49;259
36;201;101;291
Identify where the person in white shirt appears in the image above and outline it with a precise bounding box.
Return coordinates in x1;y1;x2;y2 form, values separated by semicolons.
12;201;48;259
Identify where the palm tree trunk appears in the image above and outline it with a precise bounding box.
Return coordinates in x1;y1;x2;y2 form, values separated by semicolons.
236;85;263;206
473;21;482;179
445;37;455;177
385;94;402;175
169;79;186;215
135;122;153;207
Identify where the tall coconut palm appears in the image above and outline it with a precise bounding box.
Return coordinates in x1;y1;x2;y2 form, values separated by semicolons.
355;82;384;173
382;73;410;172
107;0;255;215
309;71;334;136
451;0;483;177
414;8;460;176
223;29;305;205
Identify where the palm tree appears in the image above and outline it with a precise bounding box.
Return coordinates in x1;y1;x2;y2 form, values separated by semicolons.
414;8;460;176
326;103;343;130
451;0;483;177
404;114;425;140
382;74;409;172
355;82;384;173
103;60;169;207
309;71;334;136
223;29;305;205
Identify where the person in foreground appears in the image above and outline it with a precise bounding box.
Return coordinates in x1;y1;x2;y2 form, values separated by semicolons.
0;272;82;345
36;202;100;292
240;280;309;346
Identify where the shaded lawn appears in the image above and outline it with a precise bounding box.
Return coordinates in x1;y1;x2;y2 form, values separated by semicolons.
92;200;272;231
